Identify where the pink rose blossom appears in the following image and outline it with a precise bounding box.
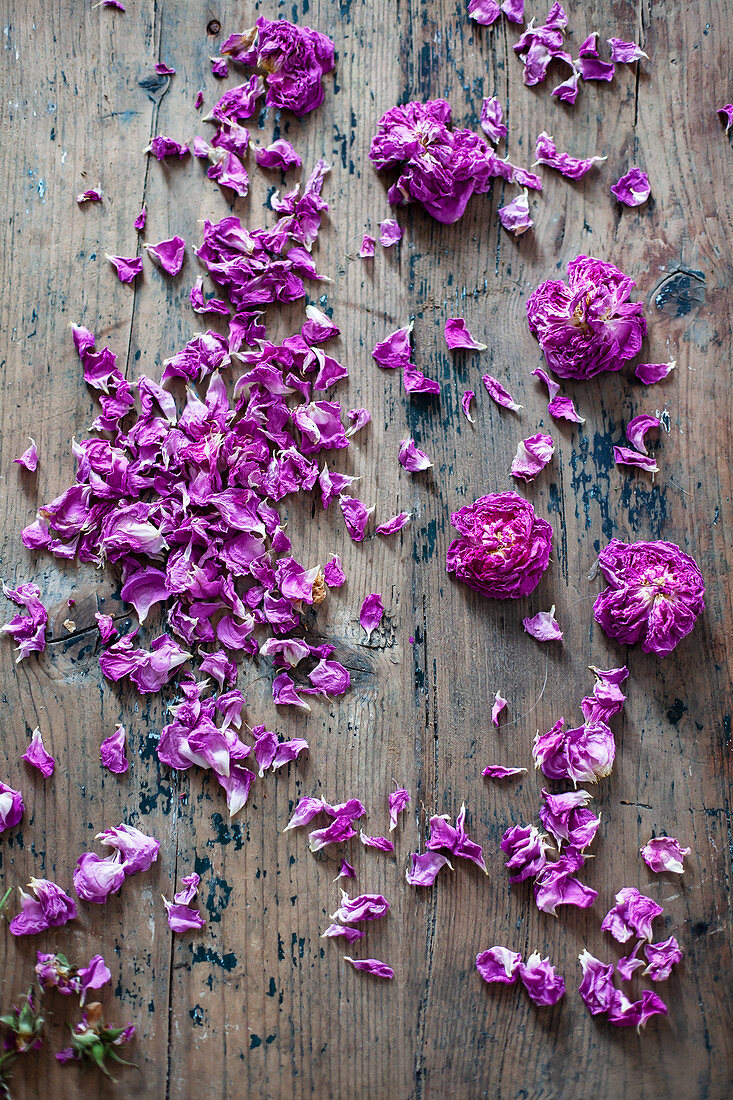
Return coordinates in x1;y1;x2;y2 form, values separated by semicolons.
593;539;705;656
447;491;553;599
527;255;646;380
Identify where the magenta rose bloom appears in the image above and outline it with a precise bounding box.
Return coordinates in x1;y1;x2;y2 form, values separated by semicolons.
446;491;553;599
593;539;705;656
369;99;495;224
526;255;647;380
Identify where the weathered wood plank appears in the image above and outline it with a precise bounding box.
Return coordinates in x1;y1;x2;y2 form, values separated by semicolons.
1;1;731;1098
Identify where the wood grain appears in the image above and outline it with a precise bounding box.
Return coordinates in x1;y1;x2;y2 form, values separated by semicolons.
0;1;731;1097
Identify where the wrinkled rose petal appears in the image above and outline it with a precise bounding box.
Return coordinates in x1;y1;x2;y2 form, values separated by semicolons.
482;374;522;412
372;322;414;369
445;318;487;351
607;38;648;63
480;96;507;144
106;254;143;283
447;491;553;599
22;728;55;777
482;764;527;779
593;539;705;656
388;787;411;831
340;495;374;541
461;390;476;422
601;887;663;943
321;924;364;942
643;936;683;981
578;950;616;1015
468;0;501;24
519;952;566;1006
501;823;550;883
552;69;580;104
523;606;563;642
427;804;487;873
2;582;48;662
405;851;453;886
399;438;432;472
635;360;676;385
533;855;598;915
403;364;441;395
379;219;402;247
324;554;346;587
163;900;206;932
145;236;186;276
718;104;733;133
491;691;507;726
511;433;555;481
534;132;606;179
640;835;690;874
76;189;102;205
146;135;189;160
0;781;24;832
97;822;160;876
499;190;533;235
100;725;129;775
476;946;522;984
360;593;385;638
527;255;646;380
14;438;39;472
539;788;600;851
607;988;667;1029
330;891;390;923
10;878;77;935
359;234;376;258
577;57;615;82
613;445;659;474
375;511;411;536
134;203;147;230
626;413;660;454
343;956;394;979
611;167;651;207
359;830;394;852
256;139;302;171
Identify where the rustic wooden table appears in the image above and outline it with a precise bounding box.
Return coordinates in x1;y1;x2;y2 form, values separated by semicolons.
1;1;731;1097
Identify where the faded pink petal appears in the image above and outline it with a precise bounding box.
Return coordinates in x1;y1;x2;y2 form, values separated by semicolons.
519;952;566;1006
321;924;364;942
343;956;394;979
388;787;410;831
445;318;487;351
379;219;402;247
577;57;615;82
14;438;38;472
643;936;683;981
461;391;476;422
145;235;186;276
106;254;143;283
134;204;147;230
359;831;394;852
635;360;676;385
339;496;374;541
640;836;690;874
405;851;452;886
22;728;55;777
480;96;507;144
359;234;376;258
399;438;432;472
534;132;606;179
476;946;521;984
330;891;389;923
482;764;527;779
76;189;102;205
511;433;554;481
372;322;414;369
607;38;648;64
482;374;522;412
601;887;663;943
360;593;385;638
611;168;651;207
324;554;346;587
403;364;441;395
499;190;533;235
256;139;301;172
523;606;563;642
376;511;411;536
626;413;660;454
100;725;129;775
491;692;507;726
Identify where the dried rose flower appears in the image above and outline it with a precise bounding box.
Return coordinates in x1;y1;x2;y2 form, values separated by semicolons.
446;491;553;599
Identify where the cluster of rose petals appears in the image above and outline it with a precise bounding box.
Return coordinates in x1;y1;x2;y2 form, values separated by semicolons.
399;438;432;472
100;633;191;694
531;366;584;423
426;804;487;873
164;872;206;932
593;539;705;656
523;605;562;641
1;582;48;662
511;432;554;481
578;950;667;1029
469;0;524;26
499;190;533;235
0;780;24;832
100;724;129;774
482;374;522;412
9;877;77;936
446;491;553;600
533;665;628;784
500;824;551;883
14;437;39;471
538;788;600;851
640;835;690;874
343;956;394;979
35;952;111;1004
513;3;570;87
285;796;365;851
444;318;487;351
611;167;651;207
22;728;55;777
534;132;606;180
221;18;334;116
476;946;565;1006
369;99;497;224
526;255;647;380
73;823;160;904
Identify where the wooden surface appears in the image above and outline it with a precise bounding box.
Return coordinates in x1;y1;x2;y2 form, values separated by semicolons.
1;1;731;1097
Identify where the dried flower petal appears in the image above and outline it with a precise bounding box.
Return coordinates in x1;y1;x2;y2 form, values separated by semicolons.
635;360;676;385
106;254;143;283
461;390;476;422
343;956;394;979
498;189;533;235
607;38;648;63
533;854;598;915
601;887;663;943
100;725;129;775
388;787;411;831
480;96;507;144
482;765;527;779
22;728;55;777
0;781;24;833
482;374;522;411
321;924;364;942
403;364;441;395
146;135;189;160
405;851;452;886
534;131;606;179
577;57;615;82
375;511;411;536
640;835;690;874
399;438;432;471
491;691;507;726
578;950;616;1015
511;433;555;481
613;445;659;474
626;413;660;453
611;167;651;207
339;496;374;541
643;936;683;981
256;139;302;171
360;593;385;638
330;891;390;923
523;605;563;642
359;234;376;258
519;952;566;1006
359;831;394;852
144;235;186;276
14;438;39;471
10;877;77;935
76;189;102;205
379;219;402;247
718;104;733;133
134;204;147;231
476;946;522;984
501;823;550;883
324;554;346;587
372;322;414;369
445;318;487;351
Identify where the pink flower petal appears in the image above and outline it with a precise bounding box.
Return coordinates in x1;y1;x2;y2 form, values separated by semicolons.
635;360;676;385
482;765;527;779
359;830;394;852
106;254;143;283
375;511;411;536
359;234;376;258
100;725;129;774
445;318;487;351
511;433;554;481
626;413;660;454
399;438;432;472
491;692;507;726
22;728;55;777
372;322;414;369
534;131;606;179
482;374;522;412
480;96;507;144
145;236;186;276
611;168;651;207
360;593;385;638
14;438;38;472
640;835;690;874
476;946;522;984
461;390;476;422
613;445;659;474
607;38;648;64
379;219;402;247
405;851;452;886
343;956;394;979
499;190;533;235
523;606;563;642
